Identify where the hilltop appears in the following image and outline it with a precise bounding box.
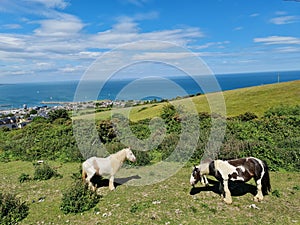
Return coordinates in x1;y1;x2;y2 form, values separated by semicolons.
77;80;300;121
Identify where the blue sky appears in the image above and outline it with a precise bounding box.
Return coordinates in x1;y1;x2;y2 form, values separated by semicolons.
1;0;300;83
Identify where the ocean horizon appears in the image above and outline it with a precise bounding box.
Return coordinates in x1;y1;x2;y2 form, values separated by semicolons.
0;70;299;110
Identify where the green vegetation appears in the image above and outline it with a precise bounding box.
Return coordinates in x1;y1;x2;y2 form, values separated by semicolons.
0;192;29;224
1;104;299;171
0;82;299;171
0;81;299;223
79;80;300;121
0;161;299;224
60;180;101;214
33;162;62;181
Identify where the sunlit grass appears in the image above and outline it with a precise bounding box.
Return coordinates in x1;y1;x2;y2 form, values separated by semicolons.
74;80;300;122
1;161;299;224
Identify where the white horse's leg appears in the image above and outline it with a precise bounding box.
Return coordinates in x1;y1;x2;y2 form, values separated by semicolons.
84;166;97;191
109;175;115;191
222;179;232;204
254;178;264;202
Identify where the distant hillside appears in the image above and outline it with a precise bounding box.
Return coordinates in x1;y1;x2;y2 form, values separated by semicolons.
80;80;300;121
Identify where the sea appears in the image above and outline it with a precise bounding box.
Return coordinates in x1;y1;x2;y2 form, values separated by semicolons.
0;71;299;110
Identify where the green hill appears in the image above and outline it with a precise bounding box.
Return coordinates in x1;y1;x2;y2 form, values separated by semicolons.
78;80;300;121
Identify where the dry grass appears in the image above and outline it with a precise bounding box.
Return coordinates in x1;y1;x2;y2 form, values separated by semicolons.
1;161;299;224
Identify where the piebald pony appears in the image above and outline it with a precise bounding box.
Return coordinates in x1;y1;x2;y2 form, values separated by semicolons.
190;157;271;204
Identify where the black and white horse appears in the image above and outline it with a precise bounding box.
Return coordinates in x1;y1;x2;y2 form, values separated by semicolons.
190;157;271;204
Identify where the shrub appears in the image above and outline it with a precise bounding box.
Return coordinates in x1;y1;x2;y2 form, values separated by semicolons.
60;181;101;214
0;192;29;224
272;189;281;198
33;163;62;180
236;112;258;121
18;173;31;183
48;109;70;123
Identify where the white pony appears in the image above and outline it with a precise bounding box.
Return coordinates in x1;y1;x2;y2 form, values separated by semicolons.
82;147;136;191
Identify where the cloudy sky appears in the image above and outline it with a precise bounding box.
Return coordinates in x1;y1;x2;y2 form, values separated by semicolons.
1;0;300;83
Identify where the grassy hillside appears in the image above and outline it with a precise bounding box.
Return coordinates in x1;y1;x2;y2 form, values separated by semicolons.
0;161;299;224
79;80;300;121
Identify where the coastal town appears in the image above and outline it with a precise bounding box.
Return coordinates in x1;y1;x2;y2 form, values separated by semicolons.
0;99;148;130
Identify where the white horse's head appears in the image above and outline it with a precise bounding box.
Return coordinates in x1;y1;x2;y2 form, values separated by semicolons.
124;147;136;162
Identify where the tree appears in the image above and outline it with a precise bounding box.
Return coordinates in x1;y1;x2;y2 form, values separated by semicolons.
48;109;70;122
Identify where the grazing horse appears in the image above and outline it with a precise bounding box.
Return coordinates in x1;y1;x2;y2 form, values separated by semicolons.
190;157;271;204
82;147;136;191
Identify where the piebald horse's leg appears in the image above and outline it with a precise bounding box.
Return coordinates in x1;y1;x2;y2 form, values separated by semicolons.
223;179;232;204
201;175;209;186
254;178;264;202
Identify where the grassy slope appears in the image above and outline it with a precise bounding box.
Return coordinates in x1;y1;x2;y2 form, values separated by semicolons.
0;161;299;225
79;80;300;121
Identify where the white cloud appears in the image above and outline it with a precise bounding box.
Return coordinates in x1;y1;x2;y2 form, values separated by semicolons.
254;36;300;45
0;35;26;51
2;24;22;29
34;17;85;37
0;0;69;16
122;0;150;7
25;0;69;9
60;65;85;73
132;52;193;61
276;46;300;53
270;15;299;25
275;11;287;16
133;11;159;21
234;26;243;31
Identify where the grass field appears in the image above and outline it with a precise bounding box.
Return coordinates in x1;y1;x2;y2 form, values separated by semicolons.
1;161;299;225
75;80;300;122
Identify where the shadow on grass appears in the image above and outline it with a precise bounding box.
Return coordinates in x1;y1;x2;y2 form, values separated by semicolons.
190;178;257;197
90;175;141;189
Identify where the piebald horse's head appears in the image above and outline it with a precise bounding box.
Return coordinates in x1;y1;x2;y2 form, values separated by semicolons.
124;147;136;162
190;166;201;186
190;159;211;186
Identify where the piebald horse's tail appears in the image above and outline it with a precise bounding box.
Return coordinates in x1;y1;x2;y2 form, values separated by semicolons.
261;161;271;195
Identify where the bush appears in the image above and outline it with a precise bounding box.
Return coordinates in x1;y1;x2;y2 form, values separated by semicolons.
48;109;70;123
60;181;101;214
18;173;31;183
33;163;62;180
0;192;29;224
236;112;258;121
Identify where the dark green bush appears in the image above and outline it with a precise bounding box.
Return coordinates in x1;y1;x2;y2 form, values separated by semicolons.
60;181;101;214
33;163;62;180
236;112;258;121
0;192;29;224
18;173;31;183
48;109;70;123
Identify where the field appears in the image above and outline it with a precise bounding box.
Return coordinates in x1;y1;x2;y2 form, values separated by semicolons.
0;161;299;225
76;80;300;121
1;80;300;224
